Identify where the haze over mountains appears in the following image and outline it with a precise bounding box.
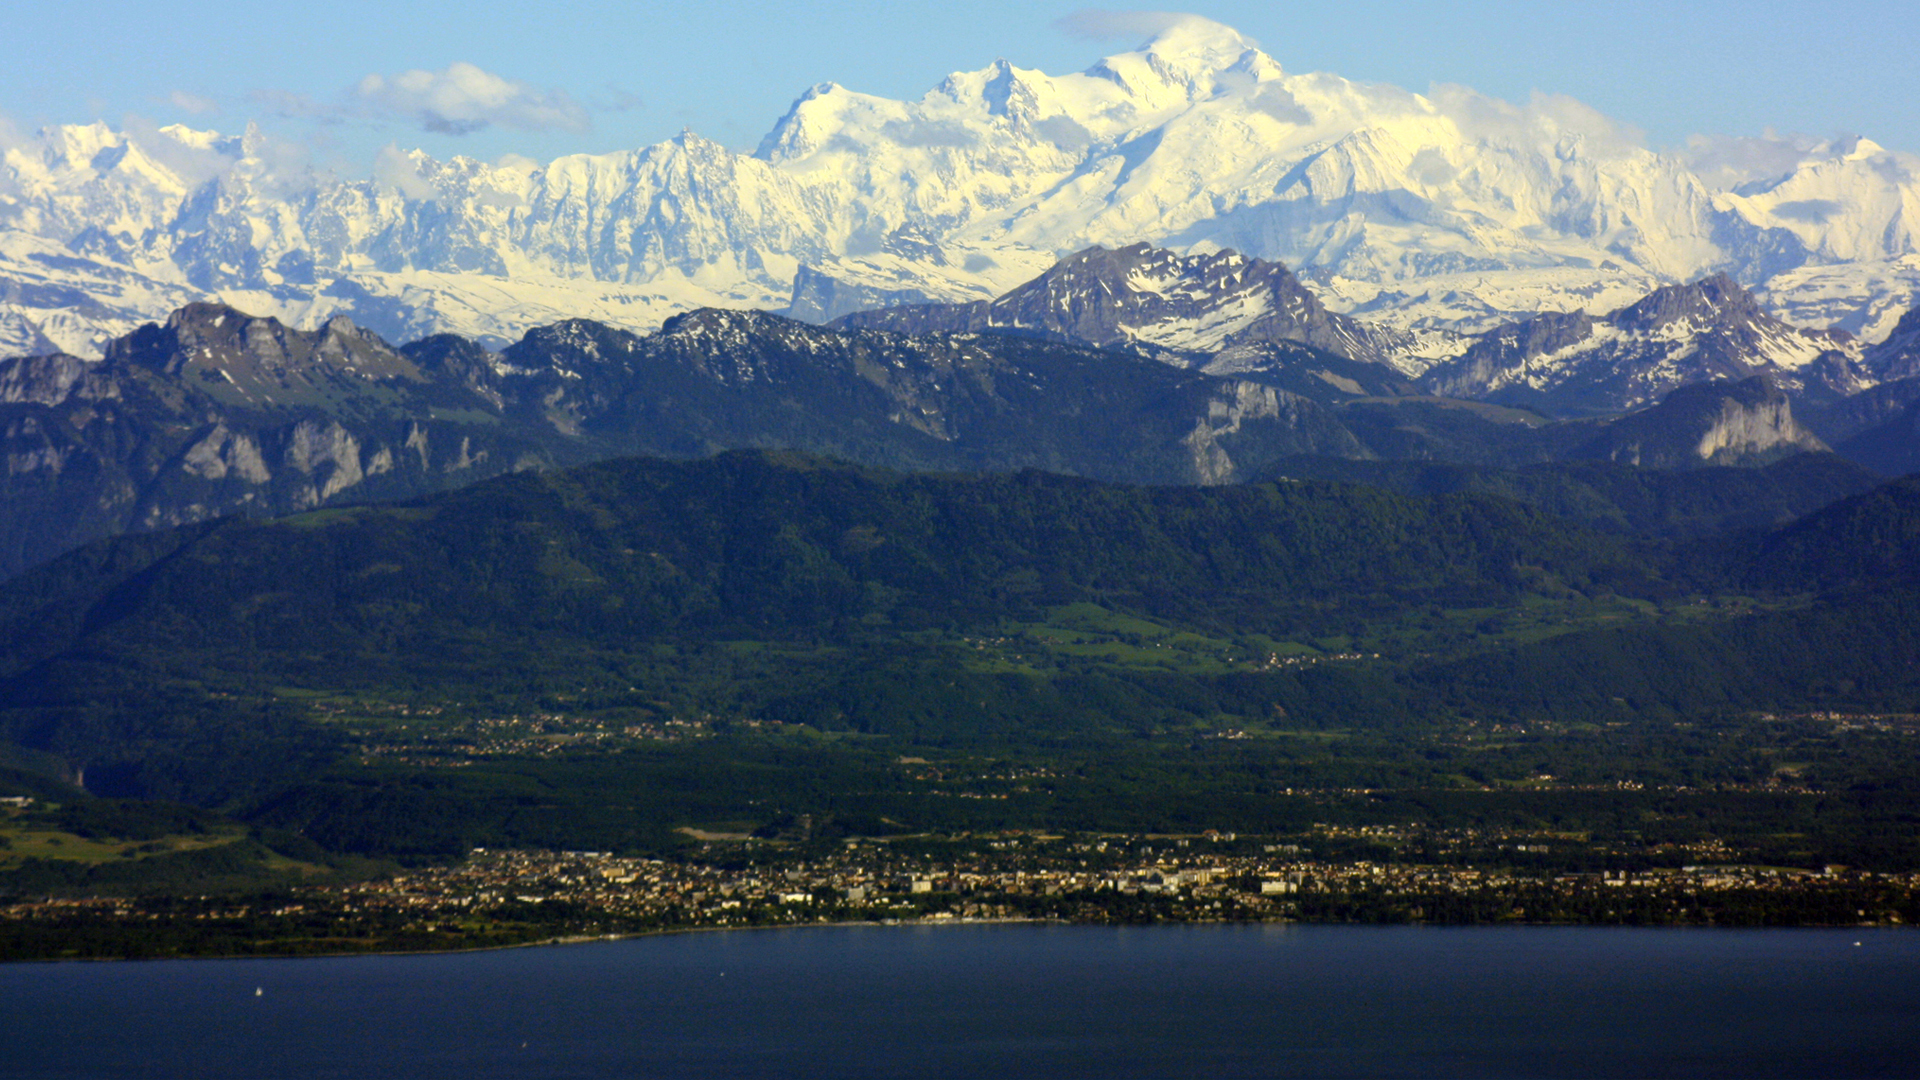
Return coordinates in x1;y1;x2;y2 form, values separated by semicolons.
4;16;1919;363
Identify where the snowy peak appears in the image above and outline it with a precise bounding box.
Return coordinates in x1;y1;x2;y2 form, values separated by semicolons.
1423;275;1862;414
832;242;1404;367
1139;16;1262;65
1717;137;1920;265
3;16;1920;383
1094;16;1269;96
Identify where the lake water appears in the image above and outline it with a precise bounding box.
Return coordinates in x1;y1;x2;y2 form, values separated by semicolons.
5;924;1918;1078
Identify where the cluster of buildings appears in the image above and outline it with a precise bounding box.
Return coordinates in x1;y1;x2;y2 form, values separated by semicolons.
3;830;1913;954
265;832;1915;931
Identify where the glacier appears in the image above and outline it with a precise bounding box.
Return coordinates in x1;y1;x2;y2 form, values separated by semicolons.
1;15;1916;363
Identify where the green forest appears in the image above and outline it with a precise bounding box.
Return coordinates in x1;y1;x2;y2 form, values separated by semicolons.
3;449;1919;886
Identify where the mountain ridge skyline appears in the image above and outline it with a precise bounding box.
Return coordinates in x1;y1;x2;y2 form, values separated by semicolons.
9;5;1920;166
4;13;1918;364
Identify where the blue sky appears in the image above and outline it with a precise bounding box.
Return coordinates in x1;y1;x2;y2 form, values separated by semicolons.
8;1;1919;172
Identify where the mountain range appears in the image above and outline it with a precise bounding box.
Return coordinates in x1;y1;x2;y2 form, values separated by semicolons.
7;237;1905;580
3;16;1918;366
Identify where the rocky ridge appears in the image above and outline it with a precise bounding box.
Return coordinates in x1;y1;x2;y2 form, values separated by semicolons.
831;243;1414;371
1420;275;1868;415
0;300;1406;579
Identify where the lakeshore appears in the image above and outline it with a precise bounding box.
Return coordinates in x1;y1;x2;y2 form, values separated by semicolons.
5;830;1914;962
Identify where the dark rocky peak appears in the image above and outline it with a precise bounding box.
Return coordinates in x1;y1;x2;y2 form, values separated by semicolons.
399;333;513;408
1419;309;1599;400
645;308;885;385
1613;273;1766;331
828;295;990;337
669;307;910;359
506;310;847;389
1796;349;1876;405
1200;339;1416;402
103;301;278;373
102;302;418;383
1423;271;1865;417
656;307;811;342
1483;309;1599;357
835;242;1391;365
505;318;646;370
313;314;397;364
401;333;495;375
990;242;1327;333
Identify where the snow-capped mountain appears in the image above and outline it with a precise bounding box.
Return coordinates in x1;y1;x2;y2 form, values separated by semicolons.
832;242;1414;370
1420;275;1866;414
2;16;1918;363
9;292;1901;580
833;243;1882;419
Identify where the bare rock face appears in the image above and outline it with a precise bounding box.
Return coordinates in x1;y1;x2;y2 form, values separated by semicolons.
180;425;272;484
0;298;1395;580
1867;304;1920;382
1421;276;1864;416
0;302;575;580
1571;377;1827;468
832;243;1408;368
104;303;426;406
1182;382;1366;484
0;355;94;407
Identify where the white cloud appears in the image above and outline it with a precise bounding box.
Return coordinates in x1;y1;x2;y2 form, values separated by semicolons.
1680;130;1827;190
1214;71;1311;124
354;62;589;135
239;128;327;200
1050;9;1190;41
0;111;24;200
118;115;238;187
373;143;440;201
168;91;220;116
1429;84;1646;159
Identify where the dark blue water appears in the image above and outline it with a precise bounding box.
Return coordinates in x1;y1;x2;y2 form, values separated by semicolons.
4;924;1917;1078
